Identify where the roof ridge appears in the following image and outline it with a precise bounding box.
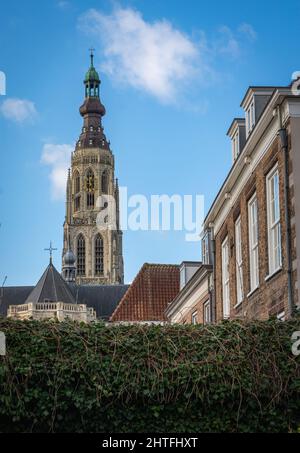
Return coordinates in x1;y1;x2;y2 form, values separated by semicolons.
52;264;76;303
30;264;51;304
51;265;58;302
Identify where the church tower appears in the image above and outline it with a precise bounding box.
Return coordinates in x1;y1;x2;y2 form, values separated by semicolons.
62;51;124;285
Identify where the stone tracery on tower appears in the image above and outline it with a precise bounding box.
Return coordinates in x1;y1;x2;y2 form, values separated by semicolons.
62;51;124;285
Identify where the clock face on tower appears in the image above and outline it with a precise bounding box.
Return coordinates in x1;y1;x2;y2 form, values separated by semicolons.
85;174;94;193
62;51;124;286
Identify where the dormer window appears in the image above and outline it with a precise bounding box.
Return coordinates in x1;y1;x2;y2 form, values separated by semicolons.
232;131;240;161
179;261;201;290
227;118;246;164
246;100;255;137
83;127;86;133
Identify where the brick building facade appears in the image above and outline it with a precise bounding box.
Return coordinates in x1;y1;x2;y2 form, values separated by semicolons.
167;77;300;324
165;263;212;324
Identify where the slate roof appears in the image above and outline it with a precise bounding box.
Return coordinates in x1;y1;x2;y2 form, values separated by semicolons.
70;284;129;320
24;261;76;305
0;286;33;317
110;263;180;322
0;263;129;320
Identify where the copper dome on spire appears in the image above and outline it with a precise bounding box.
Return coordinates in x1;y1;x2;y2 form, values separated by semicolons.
79;49;106;118
77;50;109;150
84;49;100;83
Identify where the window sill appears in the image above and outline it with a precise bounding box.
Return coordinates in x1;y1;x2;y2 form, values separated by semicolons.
234;301;243;309
265;267;282;282
247;286;259;298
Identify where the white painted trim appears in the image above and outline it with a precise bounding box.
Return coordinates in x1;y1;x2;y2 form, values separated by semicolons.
213;119;278;234
265;267;282;282
247;286;259;298
235;216;244;305
221;236;230;319
248;193;259;293
204;93;300;235
266;164;282;275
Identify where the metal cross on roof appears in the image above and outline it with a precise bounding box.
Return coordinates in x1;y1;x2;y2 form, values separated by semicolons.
44;241;57;264
89;47;95;65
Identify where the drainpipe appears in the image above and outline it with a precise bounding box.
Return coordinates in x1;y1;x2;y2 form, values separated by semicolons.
210;227;217;323
277;106;294;317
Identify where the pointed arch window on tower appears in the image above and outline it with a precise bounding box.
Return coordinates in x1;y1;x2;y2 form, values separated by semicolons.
74;170;81;212
95;234;104;275
102;170;109;194
77;234;86;276
86;169;95;209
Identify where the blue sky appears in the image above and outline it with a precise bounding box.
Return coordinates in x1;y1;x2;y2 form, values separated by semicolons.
0;0;299;286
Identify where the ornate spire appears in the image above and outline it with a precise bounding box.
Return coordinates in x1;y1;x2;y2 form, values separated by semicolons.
84;48;100;91
66;168;72;223
77;50;109;150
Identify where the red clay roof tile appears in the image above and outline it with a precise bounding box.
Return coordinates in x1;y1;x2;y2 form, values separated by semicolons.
110;263;180;322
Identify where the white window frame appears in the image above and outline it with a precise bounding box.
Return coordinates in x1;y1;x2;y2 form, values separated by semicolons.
246;108;251;136
277;311;285;321
202;230;211;265
232;131;240;161
204;300;211;325
222;236;230;319
235;216;244;306
248;193;259;293
246;98;255;137
180;267;186;290
266;165;282;276
191;311;198;325
250;101;255;128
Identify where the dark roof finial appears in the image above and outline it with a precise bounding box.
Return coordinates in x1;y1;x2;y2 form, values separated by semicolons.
44;241;57;265
89;47;95;67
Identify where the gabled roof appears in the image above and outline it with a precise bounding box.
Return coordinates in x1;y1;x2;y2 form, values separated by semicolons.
240;86;278;109
25;261;76;305
0;283;129;320
110;263;180;322
226;118;245;137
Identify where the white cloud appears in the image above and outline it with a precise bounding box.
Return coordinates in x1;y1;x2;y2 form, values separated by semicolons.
0;98;37;123
238;23;257;42
79;7;203;103
57;1;70;10
217;26;241;58
79;7;257;104
41;143;73;200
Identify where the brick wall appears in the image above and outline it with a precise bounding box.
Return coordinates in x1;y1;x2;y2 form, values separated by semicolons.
214;134;297;321
180;291;211;324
